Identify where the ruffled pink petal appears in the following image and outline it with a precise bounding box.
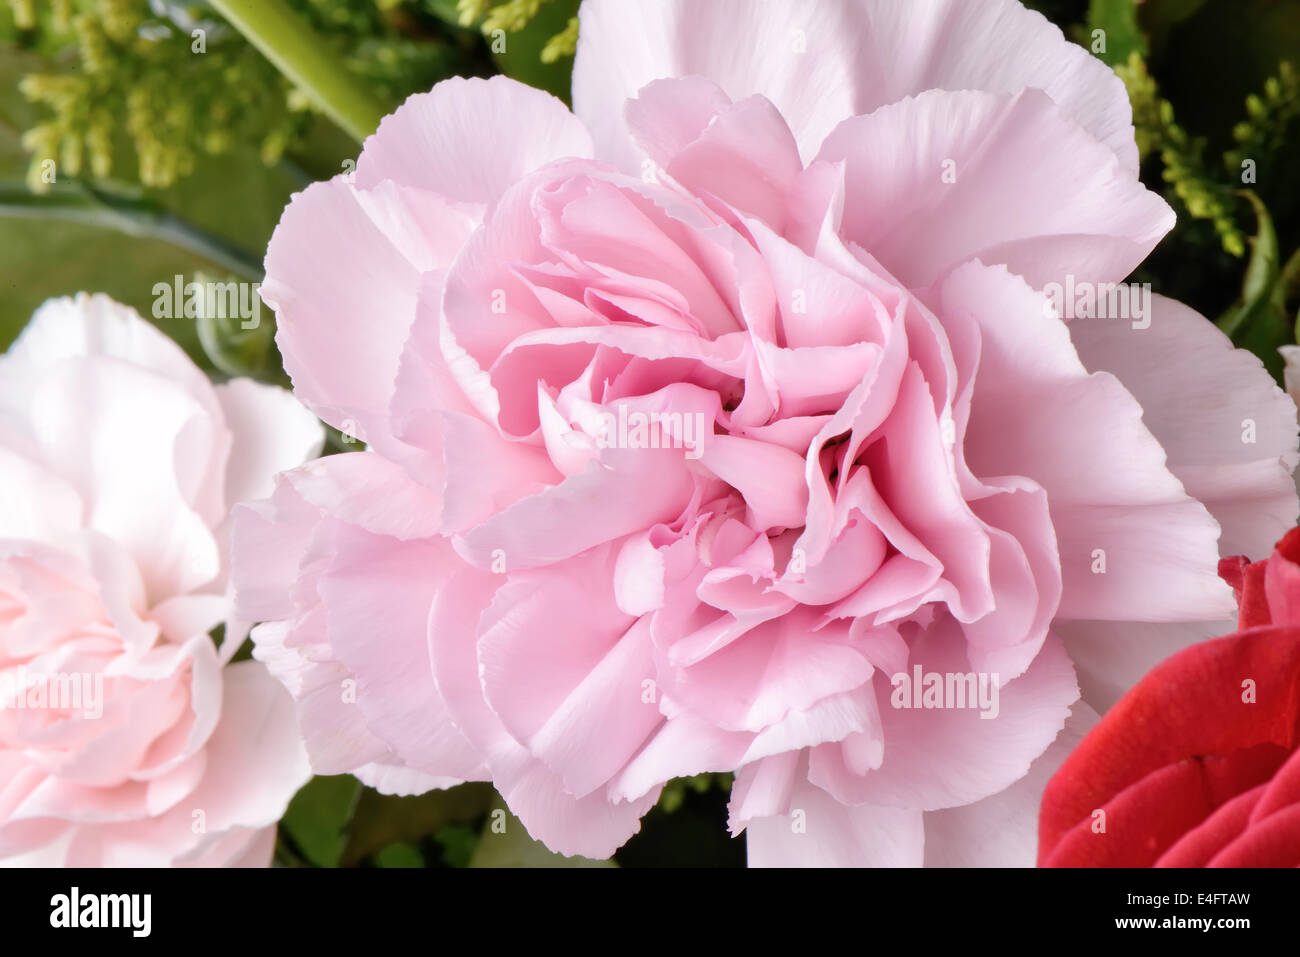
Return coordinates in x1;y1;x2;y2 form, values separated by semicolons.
214;378;323;509
168;660;310;836
817;89;1170;289
67;661;309;866
251;618;397;775
660;609;873;733
941;261;1234;622
626;77;804;231
428;564;657;858
1069;294;1300;558
176;824;275;867
354;763;463;796
28;357;222;601
232;452;442;624
922;700;1097;866
356;75;593;205
454;446;695;571
0;441;82;542
574;0;1137;174
477;545;661;797
745;770;924;867
317;522;485;782
809;619;1078;811
0;293;221;420
1055;617;1234;714
262;178;425;441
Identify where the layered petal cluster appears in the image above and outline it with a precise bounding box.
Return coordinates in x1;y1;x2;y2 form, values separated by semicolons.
237;0;1299;864
0;294;321;867
1039;528;1300;867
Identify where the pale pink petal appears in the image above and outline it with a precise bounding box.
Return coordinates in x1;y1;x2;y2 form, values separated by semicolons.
0;441;82;542
437;411;559;535
491;751;660;860
477;546;661;797
214;378;324;509
354;763;463;796
626;78;804;230
922;700;1097;866
729;752;801;831
659;610;873;733
29;357;222;600
809;620;1077;811
0;293;221;420
574;0;1137;173
318;522;485;781
74;660;305;865
171;660;310;833
745;773;924;867
941;261;1234;622
262;178;423;440
356;75;593;205
610;714;751;803
1069;294;1300;558
231;453;443;618
1053;617;1235;714
251;619;397;775
428;564;657;857
177;825;275;867
817;89;1169;289
454;447;695;571
697;434;808;531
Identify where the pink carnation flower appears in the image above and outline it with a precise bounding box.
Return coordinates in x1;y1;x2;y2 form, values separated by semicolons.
0;294;322;867
236;0;1299;864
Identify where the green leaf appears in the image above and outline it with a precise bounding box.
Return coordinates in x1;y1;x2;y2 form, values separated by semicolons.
1085;0;1148;66
0;181;262;281
1139;0;1211;54
432;823;479;868
1241;191;1281;304
208;0;388;142
469;796;616;867
340;782;495;866
0;44;316;370
657;772;731;814
419;0;465;25
487;0;580;103
373;842;425;868
1217;191;1290;380
1218;191;1280;339
1280;246;1300;343
280;775;362;868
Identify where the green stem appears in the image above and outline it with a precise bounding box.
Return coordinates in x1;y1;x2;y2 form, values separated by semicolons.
209;0;387;143
0;181;263;280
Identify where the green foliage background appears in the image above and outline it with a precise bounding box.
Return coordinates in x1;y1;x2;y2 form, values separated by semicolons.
1;0;1298;865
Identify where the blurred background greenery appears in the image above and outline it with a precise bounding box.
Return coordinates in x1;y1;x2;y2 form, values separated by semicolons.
1;0;1297;865
0;0;582;374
